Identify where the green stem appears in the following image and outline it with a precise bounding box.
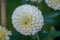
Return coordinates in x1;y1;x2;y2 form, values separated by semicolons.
36;33;40;40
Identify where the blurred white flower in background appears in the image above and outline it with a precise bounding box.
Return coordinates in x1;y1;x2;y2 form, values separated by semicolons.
0;26;12;40
45;0;60;10
12;4;44;36
30;0;42;3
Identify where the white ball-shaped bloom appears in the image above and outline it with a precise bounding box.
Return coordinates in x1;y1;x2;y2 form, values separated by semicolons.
12;4;44;35
30;0;42;3
0;26;12;40
45;0;60;10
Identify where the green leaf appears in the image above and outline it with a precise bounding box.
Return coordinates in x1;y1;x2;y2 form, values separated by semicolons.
44;11;60;25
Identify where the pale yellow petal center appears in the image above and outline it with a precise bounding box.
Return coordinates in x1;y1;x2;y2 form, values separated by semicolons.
20;15;33;28
50;0;60;4
0;29;5;40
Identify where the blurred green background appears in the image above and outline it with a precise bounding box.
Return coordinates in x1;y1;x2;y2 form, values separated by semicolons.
6;0;60;40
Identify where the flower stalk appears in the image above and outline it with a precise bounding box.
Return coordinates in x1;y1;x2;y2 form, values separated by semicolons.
36;33;40;40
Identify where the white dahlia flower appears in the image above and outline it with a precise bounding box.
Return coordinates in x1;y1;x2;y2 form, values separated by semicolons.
30;0;42;3
45;0;60;10
0;26;12;40
12;4;44;35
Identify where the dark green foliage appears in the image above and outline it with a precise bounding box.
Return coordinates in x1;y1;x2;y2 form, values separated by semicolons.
6;0;60;40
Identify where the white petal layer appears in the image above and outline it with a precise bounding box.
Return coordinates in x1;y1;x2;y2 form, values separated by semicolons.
12;4;44;35
0;26;12;40
45;0;60;10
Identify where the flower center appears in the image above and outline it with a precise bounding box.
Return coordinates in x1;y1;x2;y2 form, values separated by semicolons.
20;15;33;28
50;0;60;4
0;30;5;40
